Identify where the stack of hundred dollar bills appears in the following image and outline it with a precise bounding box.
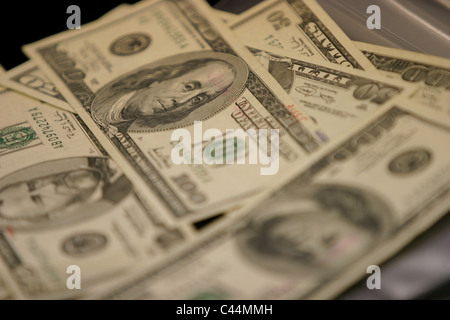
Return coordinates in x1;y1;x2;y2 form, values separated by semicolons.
0;0;449;300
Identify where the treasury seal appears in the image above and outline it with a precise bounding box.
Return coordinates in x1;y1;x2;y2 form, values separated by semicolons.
110;33;151;56
91;51;248;133
389;148;432;175
0;126;37;150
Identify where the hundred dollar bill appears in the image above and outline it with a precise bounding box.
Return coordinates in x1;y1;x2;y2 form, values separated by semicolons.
0;61;74;112
356;41;450;125
245;47;417;137
102;99;450;299
0;5;132;114
24;0;328;223
0;85;195;299
229;0;377;72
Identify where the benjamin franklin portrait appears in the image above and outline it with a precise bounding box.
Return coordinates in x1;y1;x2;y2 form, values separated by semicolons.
0;157;131;230
91;51;249;133
237;183;392;275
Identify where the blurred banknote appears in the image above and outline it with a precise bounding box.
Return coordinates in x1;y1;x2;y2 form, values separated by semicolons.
0;79;196;299
228;0;377;71
356;41;450;126
102;99;450;299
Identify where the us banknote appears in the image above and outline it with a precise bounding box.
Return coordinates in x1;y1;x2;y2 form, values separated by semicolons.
24;0;330;223
0;61;74;112
228;0;377;71
0;82;196;299
101;99;450;300
245;47;417;137
356;41;450;126
217;6;438;145
0;4;132;114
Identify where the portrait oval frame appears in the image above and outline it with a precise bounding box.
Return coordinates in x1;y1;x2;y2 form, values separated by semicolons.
0;157;131;231
91;50;249;132
236;183;394;275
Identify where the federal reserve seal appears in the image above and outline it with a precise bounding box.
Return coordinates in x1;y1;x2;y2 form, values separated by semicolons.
0;126;37;150
110;33;151;56
389;148;432;175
